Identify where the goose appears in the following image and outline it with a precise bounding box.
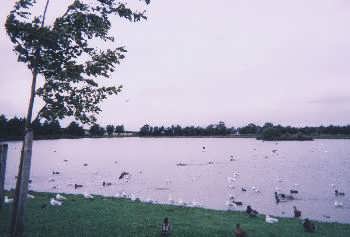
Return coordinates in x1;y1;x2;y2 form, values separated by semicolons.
145;198;154;204
74;184;83;189
27;194;35;199
130;194;137;201
334;201;343;208
229;196;243;206
241;187;247;192
102;181;112;186
4;196;14;204
50;198;62;206
114;193;121;198
56;194;67;200
83;163;88;166
52;171;60;175
275;192;294;200
190;200;201;208
83;192;94;199
265;215;279;223
119;172;130;180
121;191;128;198
293;206;302;218
177;199;184;206
335;190;345;196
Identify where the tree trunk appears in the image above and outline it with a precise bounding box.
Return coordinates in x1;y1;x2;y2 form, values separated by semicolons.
0;143;8;209
10;71;38;237
10;130;33;237
10;1;49;236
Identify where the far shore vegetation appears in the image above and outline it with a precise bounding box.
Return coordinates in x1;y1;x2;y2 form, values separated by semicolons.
1;191;350;237
1;114;350;142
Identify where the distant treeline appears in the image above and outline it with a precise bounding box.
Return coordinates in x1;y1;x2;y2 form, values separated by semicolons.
139;122;232;136
139;122;350;139
0;114;125;140
1;114;350;141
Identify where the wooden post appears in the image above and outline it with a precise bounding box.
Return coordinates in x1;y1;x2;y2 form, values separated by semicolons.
10;130;33;237
0;143;8;209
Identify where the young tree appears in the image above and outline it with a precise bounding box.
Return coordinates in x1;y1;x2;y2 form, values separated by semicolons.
106;125;115;136
115;124;125;134
65;121;85;137
89;124;105;136
6;0;150;236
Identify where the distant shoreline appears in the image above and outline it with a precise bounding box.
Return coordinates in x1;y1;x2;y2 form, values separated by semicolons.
1;134;350;142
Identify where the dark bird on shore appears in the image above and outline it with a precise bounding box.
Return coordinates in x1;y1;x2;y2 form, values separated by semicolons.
335;190;345;196
119;172;130;179
233;201;243;206
74;184;83;189
290;190;298;194
241;188;247;192
293;206;302;218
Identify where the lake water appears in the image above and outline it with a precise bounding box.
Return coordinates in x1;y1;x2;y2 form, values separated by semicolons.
2;138;350;223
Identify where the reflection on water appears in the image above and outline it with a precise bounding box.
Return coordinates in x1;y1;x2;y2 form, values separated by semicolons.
3;138;350;223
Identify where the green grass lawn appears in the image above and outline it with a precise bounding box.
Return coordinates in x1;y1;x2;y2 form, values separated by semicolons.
0;192;349;237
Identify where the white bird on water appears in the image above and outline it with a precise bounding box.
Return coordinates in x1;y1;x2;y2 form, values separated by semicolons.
50;198;62;206
5;196;14;204
227;177;236;183
334;201;343;208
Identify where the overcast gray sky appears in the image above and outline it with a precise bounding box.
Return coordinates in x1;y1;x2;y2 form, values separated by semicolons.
1;0;350;130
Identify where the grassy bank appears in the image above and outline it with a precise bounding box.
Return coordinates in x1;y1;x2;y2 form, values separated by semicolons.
0;192;349;237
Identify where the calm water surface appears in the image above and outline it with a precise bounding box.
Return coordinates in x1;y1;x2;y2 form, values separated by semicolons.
3;138;350;223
